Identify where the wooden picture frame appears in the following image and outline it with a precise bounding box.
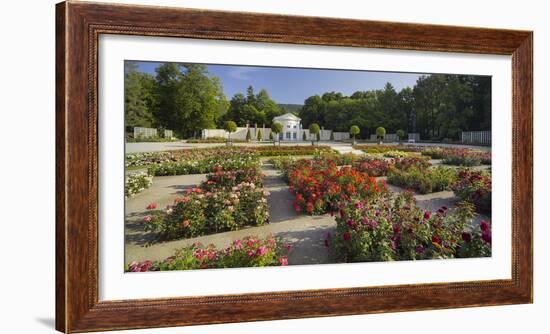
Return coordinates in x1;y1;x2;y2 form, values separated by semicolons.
56;1;533;332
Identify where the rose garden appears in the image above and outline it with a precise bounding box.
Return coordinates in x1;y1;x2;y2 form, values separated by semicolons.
123;62;493;272
125;141;492;272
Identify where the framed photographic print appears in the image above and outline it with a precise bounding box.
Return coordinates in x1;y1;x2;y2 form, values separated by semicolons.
56;1;533;332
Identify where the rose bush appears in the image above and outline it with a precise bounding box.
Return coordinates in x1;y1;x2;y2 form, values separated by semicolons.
201;167;264;191
288;159;387;215
387;165;457;194
254;145;334;157
353;158;393;177
451;169;492;214
383;150;411;158
327;192;491;262
421;148;491;166
144;178;270;240
148;150;260;176
312;150;358;166
127;235;292;271
392;156;432;171
125;171;153;198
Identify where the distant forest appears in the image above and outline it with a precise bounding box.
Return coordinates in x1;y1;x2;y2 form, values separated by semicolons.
125;61;491;140
278;104;303;114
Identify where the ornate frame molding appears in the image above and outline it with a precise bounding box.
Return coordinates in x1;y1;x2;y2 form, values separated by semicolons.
56;1;532;332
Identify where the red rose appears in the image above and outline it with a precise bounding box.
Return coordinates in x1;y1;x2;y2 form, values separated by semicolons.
461;232;472;243
480;220;489;232
343;232;351;241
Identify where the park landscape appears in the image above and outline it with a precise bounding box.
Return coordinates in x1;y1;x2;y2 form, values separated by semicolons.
124;61;492;272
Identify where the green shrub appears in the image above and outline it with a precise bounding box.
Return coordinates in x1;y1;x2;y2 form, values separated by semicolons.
125;171;153;198
376;127;386;141
383;150;410;158
387;166;457;194
452;169;492;214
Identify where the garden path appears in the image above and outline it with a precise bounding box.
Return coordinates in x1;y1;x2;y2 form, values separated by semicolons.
330;143;365;156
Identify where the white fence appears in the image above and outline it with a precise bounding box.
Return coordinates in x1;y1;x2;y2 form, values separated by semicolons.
368;132;419;142
202;127;350;141
370;133;398;141
408;133;420;141
133;127;175;139
134;127;157;138
461;131;491;145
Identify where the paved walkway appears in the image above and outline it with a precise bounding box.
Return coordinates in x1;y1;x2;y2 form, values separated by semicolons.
330;143;365;156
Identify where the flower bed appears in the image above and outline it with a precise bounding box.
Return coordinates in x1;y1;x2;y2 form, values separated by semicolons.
201;167;264;191
312;150;358;166
392;156;432;171
451;169;492;214
327;192;491;262
125;171;153;198
126;146;335;173
144;181;269;241
421;148;491;166
127;235;292;271
186;137;246;143
383;150;411;158
143;167;269;240
253;145;334;157
288;159;387;215
148;151;260;176
353;145;423;154
387;166;457;194
353;158;393;177
125;151;176;168
126;147;259;168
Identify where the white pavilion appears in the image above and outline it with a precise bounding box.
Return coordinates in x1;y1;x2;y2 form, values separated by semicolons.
273;113;302;141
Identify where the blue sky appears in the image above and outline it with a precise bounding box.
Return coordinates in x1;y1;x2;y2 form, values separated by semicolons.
134;61;423;105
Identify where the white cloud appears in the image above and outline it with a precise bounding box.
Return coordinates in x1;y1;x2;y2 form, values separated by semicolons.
227;66;259;80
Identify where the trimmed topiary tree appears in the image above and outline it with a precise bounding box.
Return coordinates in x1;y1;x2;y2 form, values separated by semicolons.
224;121;237;145
246;128;252;142
330;131;334;141
376;126;386;144
302;131;307;141
350;125;360;145
257;129;262;141
396;129;406;143
309;123;320;146
271;122;283;146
